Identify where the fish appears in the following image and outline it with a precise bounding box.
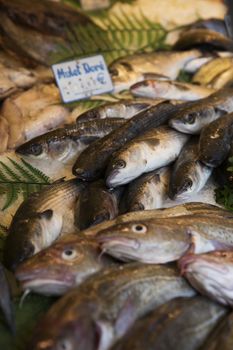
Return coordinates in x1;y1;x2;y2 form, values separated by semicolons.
211;67;233;89
189;18;228;36
15;234;117;296
96;215;233;263
200;311;233;350
29;263;196;350
169;89;233;134
75;180;122;230
112;297;227;350
0;74;17;100
213;142;233;187
169;138;212;200
0;116;9;153
105;126;189;188
3;179;85;271
16;118;126;164
179;250;233;306
130;80;214;101
198;112;233;167
72;102;184;181
0;262;15;333
109;50;201;92
124;167;170;211
174;29;233;51
76;100;155;123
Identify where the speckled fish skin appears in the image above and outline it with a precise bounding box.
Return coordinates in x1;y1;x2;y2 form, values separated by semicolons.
72;102;184;181
199;112;233;167
169;89;233;134
179;250;233;306
200;312;233;350
105;126;189;188
75;180;122;230
109;50;201;92
130;80;214;101
125;167;170;211
16;118;126;164
4;179;85;271
30;264;196;350
96;215;233;264
169;138;212;200
15;234;117;296
112;297;227;350
0;262;15;333
76;100;154;122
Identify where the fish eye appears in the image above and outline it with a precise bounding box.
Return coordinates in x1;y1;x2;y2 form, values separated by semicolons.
120;62;133;71
132;224;147;233
185;113;196;124
56;338;73;350
109;68;119;77
114;159;126;169
62;248;77;260
30;143;42;156
186;179;193;188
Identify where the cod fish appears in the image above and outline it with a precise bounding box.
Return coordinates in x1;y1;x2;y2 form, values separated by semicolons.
125;167;170;211
109;50;201;92
4;179;84;271
0;263;14;333
73;102;183;181
199;112;233;167
169;138;212;200
29;264;195;350
16;118;126;164
106;126;189;188
179;250;233;307
76;100;154;122
131;80;214;101
75;180;122;230
97;215;233;264
169;88;233;134
200;311;233;350
112;297;226;350
15;234;117;296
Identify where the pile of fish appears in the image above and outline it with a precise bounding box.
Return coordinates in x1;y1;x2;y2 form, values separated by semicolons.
2;16;233;350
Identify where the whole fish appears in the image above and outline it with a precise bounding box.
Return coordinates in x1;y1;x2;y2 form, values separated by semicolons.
112;297;226;350
97;215;233;263
169;138;212;200
76;100;154;123
75;180;122;230
73;102;184;181
15;234;117;296
16;118;126;164
105;126;189;188
109;50;201;92
199;112;233;167
174;29;233;51
0;263;14;333
4;179;84;271
29;263;196;350
130;80;214;101
179;250;233;306
200;312;233;350
125;167;170;211
169;89;233;134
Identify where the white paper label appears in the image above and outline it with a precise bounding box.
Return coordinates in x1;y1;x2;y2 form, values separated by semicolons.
52;55;113;103
80;0;110;10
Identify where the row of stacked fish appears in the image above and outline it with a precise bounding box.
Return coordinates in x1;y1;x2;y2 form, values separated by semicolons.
2;17;233;350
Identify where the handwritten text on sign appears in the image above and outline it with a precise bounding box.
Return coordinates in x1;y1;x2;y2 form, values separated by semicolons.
52;55;113;103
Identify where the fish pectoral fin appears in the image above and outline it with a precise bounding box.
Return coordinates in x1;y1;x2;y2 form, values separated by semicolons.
186;227;215;254
94;318;114;350
37;209;53;220
115;297;137;338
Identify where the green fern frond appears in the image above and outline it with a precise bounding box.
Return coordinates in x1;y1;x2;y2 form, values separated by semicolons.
20;159;51;184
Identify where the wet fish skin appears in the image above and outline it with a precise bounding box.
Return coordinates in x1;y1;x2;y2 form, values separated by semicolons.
169;138;212;200
4;179;84;271
169;89;233;134
189;18;228;36
179;250;233;306
16;118;125;164
105;126;189;188
112;297;227;350
96;215;233;263
130;80;214;101
75;180;122;230
15;234;117;296
72;102;184;181
30;263;196;350
0;263;15;333
199;112;233;167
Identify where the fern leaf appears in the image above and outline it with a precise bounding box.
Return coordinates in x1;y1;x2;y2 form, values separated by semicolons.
0;161;21;181
20;159;51;184
2;183;21;211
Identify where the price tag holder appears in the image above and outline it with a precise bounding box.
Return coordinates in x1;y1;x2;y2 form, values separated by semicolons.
52;55;113;103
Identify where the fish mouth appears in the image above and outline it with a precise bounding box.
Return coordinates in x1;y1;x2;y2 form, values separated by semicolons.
178;254;198;275
179;254;229;276
18;277;72;295
97;235;140;250
105;170;121;188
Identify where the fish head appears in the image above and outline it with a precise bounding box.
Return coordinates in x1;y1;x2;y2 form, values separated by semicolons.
109;60;140;92
130;80;170;99
15;235;103;295
16;138;47;159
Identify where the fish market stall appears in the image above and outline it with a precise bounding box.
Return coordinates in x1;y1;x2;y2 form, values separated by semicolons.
1;0;233;349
